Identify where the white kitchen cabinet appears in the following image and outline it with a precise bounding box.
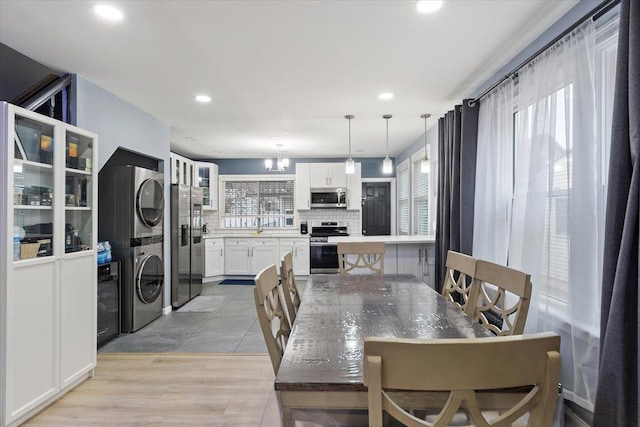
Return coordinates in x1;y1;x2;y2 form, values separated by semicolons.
309;163;347;188
396;243;435;287
250;238;279;275
224;238;279;275
279;238;310;275
204;238;224;279
195;162;218;210
224;239;251;275
170;152;195;186
294;163;311;211
1;102;97;427
345;162;362;210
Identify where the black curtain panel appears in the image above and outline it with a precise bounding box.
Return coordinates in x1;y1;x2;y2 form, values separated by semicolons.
594;0;640;425
435;100;479;292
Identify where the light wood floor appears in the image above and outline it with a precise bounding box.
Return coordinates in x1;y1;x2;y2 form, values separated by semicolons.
25;353;279;426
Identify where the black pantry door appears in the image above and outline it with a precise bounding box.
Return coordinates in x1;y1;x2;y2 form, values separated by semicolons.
362;182;391;235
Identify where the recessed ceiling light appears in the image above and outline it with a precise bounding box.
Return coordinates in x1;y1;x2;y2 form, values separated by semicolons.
94;5;123;21
195;95;211;103
379;93;394;100
415;0;443;14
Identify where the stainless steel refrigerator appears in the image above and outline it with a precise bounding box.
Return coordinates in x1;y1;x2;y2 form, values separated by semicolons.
171;184;203;308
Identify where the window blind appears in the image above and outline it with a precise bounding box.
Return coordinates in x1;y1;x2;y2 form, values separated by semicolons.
397;160;410;235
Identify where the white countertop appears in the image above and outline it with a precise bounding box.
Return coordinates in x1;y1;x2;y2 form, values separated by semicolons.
203;234;309;239
328;235;435;244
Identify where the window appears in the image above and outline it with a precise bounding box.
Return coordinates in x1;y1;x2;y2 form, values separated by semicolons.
397;160;410;235
222;177;294;229
412;149;430;235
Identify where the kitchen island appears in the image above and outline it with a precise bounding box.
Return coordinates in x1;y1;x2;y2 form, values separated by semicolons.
328;234;435;287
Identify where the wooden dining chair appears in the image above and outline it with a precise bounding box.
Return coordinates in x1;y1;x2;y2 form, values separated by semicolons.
465;260;532;336
280;251;301;327
254;264;290;374
364;332;561;427
337;242;385;274
441;250;478;312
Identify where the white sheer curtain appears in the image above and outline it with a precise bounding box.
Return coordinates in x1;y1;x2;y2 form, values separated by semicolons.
473;80;514;264
474;20;603;411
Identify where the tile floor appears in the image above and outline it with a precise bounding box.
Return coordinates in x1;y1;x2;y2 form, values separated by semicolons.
99;280;305;353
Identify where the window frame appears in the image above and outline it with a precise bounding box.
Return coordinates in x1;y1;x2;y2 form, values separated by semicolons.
219;174;296;230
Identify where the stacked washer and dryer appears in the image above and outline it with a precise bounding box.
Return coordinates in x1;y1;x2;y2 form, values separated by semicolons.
99;166;165;332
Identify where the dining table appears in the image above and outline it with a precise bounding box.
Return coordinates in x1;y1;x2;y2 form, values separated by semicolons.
274;273;496;426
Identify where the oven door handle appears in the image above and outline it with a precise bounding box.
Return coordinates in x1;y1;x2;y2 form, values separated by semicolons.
310;242;337;247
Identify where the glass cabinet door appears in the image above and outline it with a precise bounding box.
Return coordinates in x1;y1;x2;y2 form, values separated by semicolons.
13;114;56;261
64;130;94;253
198;165;211;207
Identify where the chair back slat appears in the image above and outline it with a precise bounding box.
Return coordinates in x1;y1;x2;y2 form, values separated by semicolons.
254;264;290;374
337;242;385;274
441;250;477;311
364;333;561;427
280;251;301;327
466;260;532;336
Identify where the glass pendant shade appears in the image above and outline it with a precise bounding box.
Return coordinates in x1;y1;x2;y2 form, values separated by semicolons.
420;113;431;174
382;114;393;174
383;157;393;174
420;158;429;173
265;159;273;170
345;158;355;174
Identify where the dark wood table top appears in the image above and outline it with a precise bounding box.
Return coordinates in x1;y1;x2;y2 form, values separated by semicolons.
275;274;492;392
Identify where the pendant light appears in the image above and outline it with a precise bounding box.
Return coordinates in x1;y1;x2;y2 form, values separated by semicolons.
345;114;355;174
420;113;431;173
382;114;393;174
265;143;289;172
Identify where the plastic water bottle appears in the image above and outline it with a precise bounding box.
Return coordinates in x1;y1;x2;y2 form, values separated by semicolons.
104;241;112;263
97;242;105;264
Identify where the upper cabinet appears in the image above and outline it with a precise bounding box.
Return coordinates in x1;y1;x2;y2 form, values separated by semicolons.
295;162;361;211
195;161;218;210
169;152;194;186
309;163;347;188
295;163;311;211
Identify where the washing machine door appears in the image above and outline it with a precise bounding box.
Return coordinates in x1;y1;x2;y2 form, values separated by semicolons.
136;253;164;304
137;178;164;227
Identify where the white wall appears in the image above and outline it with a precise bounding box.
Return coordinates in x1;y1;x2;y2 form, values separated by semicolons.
74;76;172;310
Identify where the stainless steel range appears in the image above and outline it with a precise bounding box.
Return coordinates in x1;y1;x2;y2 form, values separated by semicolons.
309;222;349;273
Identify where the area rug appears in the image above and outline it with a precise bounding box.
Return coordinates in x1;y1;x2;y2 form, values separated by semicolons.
219;279;255;285
178;295;228;312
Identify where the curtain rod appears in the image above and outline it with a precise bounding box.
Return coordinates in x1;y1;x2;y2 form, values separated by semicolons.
469;0;620;106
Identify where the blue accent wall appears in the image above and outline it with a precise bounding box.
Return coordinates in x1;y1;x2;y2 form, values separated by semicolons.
201;157;395;178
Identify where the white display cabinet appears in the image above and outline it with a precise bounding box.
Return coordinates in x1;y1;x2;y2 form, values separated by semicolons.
195;162;219;210
169;152;195;186
1;102;97;427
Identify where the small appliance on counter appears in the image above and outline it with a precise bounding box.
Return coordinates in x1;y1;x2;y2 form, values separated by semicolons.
300;221;308;234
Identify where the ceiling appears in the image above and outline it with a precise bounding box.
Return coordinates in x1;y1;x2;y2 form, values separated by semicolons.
0;0;579;160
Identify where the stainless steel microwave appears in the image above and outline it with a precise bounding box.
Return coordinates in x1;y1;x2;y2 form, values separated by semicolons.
310;188;347;208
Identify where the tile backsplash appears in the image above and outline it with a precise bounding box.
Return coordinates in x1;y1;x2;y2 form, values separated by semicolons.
202;209;361;236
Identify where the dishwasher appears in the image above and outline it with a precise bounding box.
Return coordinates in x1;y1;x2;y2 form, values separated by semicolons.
97;261;120;348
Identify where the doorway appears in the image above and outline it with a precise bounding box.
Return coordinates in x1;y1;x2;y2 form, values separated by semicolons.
362;182;391;235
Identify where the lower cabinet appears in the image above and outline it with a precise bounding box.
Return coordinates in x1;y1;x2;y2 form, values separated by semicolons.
279;238;310;275
204;238;224;278
396;243;435;287
223;238;280;275
2;254;96;427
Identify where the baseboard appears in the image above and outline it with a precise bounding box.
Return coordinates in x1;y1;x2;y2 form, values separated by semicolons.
565;404;592;427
